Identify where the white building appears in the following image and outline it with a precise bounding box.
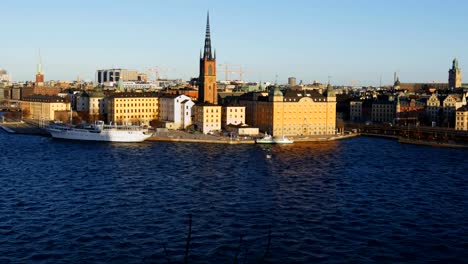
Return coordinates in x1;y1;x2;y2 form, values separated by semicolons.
159;94;195;129
221;105;246;129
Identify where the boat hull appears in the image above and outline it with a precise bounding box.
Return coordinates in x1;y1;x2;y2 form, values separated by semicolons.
48;128;152;142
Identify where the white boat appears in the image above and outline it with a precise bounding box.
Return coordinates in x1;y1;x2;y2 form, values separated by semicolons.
256;133;294;144
47;121;152;142
256;133;275;144
274;135;294;144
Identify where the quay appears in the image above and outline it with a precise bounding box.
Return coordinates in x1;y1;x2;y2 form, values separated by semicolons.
0;121;359;144
0;121;49;136
148;130;359;144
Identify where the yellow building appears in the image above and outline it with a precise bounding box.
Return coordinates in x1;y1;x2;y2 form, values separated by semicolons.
221;105;246;128
239;85;336;136
22;94;70;121
106;92;159;126
455;105;468;131
193;104;222;134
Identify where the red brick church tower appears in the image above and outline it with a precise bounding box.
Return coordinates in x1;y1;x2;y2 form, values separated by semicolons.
198;12;217;104
35;50;44;86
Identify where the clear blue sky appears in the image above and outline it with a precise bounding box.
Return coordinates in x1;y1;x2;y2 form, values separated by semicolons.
1;0;467;85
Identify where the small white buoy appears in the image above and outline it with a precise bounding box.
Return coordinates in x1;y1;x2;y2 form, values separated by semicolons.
266;154;271;159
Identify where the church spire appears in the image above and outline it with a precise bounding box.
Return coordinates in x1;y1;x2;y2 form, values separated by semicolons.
37;49;43;74
203;11;213;60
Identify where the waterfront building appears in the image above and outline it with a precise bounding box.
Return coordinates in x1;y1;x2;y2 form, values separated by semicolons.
96;69;139;84
239;84;337;136
193;104;222;134
448;58;462;89
21;94;70;121
395;96;426;124
350;100;363;122
371;98;396;124
198;13;217;104
158;94;195;129
442;94;465;127
426;93;443;125
106;92;159;126
221;105;246;129
76;89;106;122
455;105;468;130
425;92;466;127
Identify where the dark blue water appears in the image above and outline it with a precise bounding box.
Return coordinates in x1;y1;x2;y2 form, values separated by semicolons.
0;131;466;263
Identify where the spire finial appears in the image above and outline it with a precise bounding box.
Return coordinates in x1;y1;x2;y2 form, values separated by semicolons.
37;48;43;74
203;11;213;60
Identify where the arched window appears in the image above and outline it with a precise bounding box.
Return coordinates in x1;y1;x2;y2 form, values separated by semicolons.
208;65;213;75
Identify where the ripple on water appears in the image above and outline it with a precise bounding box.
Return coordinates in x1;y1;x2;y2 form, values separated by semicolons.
0;134;466;263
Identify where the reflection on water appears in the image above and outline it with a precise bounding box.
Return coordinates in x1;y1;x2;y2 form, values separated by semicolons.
0;133;466;263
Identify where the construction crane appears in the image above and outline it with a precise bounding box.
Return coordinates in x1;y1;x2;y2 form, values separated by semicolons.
218;64;244;82
145;67;159;82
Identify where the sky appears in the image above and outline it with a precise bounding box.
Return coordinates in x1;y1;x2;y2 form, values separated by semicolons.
1;0;467;85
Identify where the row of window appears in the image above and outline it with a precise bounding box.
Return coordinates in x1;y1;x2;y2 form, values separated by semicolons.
117;109;156;113
115;99;157;102
115;103;156;107
115;115;156;119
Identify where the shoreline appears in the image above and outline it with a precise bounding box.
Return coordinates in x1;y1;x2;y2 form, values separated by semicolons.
398;137;468;148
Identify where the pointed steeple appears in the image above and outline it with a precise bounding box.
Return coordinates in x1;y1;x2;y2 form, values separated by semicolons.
37;49;43;74
203;11;213;60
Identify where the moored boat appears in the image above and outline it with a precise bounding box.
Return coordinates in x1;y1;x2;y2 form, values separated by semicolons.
255;133;294;144
47;121;152;142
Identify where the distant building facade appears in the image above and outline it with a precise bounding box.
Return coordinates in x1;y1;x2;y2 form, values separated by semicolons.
193;104;222;134
22;94;70;121
106;92;159;125
371;100;395;123
448;58;462;89
239;85;337;136
455;105;468;130
76;90;106;122
96;69;139;84
158;94;195;129
350;100;363;122
221;105;246;129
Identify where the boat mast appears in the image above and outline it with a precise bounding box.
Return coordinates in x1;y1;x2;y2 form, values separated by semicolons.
69;99;73;125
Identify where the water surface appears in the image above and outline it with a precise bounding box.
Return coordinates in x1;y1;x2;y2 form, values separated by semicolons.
0;131;466;263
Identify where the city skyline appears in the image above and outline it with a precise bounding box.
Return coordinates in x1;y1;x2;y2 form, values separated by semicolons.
1;0;467;85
